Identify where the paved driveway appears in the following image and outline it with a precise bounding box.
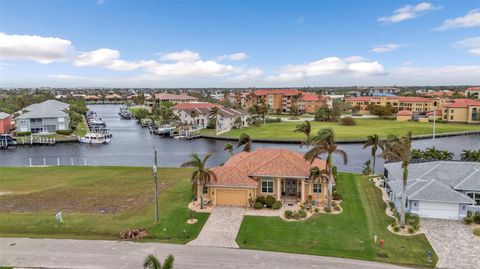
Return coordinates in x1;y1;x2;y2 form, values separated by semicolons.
421;219;480;269
188;206;245;248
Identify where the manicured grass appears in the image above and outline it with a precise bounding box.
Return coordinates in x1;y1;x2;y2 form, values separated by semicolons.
202;118;478;141
236;173;437;267
73;115;88;137
0;166;208;244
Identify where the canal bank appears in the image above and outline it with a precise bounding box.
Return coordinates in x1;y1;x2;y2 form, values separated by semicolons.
1;104;479;172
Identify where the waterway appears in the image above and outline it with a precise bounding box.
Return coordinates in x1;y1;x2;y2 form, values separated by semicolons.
1;104;479;172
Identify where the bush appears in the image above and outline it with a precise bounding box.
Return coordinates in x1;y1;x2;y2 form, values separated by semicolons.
324;207;331;213
56;130;73;135
314;208;320;213
284;210;293;219
298;209;307;218
292;212;301;220
255;196;266;205
340;116;356;126
253;202;263;210
265;195;276;208
388;202;395;211
272;201;282;210
392;223;400;232
473;228;480;237
464;216;474;225
407;213;420;227
332;191;342;200
16;131;31;136
473;212;480;224
408;227;415;234
333;204;341;211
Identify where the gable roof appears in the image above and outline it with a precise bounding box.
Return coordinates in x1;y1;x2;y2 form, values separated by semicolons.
0;112;10;120
17;100;70;119
207;166;257;188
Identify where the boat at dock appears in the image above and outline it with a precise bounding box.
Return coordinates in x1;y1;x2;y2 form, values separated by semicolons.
79;133;111;144
118;105;133;119
154;124;176;135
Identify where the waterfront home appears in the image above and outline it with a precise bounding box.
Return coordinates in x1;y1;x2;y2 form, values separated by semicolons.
442;99;480;124
216;107;248;134
346;96;443;114
198;148;328;207
145;93;198;112
384;161;479;220
0;112;12;134
15;100;70;134
464;87;480;100
172;102;218;128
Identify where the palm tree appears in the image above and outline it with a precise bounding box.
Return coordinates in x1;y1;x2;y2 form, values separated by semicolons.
294;120;311;148
181;153;217;209
143;254;174;269
237;133;253;152
363;134;384;175
383;132;413;228
224;143;234;155
304;128;347;210
190;110;198;125
208;106;219;127
309;166;329;204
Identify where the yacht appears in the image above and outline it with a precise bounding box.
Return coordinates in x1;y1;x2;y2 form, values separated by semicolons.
79;133;111;144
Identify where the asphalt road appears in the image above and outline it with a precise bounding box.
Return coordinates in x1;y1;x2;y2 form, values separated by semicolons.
0;237;411;269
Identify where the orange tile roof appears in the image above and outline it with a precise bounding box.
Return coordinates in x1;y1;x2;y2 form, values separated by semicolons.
466;87;480;91
154;93;198;100
300;92;327;101
397;110;413;116
254;89;302;96
426;110;442;116
443;100;480;108
173;102;220;110
208;166;258;188
219;148;327;180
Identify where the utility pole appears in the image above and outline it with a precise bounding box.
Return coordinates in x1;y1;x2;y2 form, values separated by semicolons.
152;147;159;225
433;109;436;140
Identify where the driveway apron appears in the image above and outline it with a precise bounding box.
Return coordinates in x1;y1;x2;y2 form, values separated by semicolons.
188;206;245;248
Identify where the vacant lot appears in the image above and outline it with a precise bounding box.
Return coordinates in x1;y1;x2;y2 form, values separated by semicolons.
236;173;437;267
0;166;208;243
202;118;478;141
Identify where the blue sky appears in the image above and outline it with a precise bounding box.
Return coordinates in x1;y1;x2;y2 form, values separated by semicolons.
0;0;479;87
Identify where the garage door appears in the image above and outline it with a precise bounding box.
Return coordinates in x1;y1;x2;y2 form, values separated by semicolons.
418;201;459;220
216;189;248;206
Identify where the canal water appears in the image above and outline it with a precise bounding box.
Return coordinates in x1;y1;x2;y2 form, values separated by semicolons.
1;104;479;172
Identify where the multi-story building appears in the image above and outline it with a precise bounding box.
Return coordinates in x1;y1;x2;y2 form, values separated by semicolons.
145;93;198;111
442;99;480;124
251;89;329;114
298;92;331;114
345;96;442;113
0;112;12;134
464;87;480;100
15;100;70;134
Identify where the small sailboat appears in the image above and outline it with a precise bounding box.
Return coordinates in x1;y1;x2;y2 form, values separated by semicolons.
79;133;111;144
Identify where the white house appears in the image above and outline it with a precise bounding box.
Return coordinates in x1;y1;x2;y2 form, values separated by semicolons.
15;100;70;134
385;161;479;220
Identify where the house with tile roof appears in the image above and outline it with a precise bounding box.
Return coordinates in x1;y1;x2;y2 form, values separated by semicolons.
384;161;479;220
442;99;480;124
464;87;480;100
145;93;198;112
198;148;328;207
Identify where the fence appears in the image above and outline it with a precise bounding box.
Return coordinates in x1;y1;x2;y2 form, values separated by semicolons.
27;156;89;167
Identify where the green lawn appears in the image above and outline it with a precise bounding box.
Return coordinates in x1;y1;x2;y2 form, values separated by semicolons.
236;173;437;267
201;118;479;141
0;166;208;244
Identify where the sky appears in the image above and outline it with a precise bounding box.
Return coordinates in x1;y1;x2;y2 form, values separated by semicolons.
0;0;479;88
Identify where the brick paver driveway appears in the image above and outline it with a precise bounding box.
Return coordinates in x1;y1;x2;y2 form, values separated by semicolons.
188;206;245;248
421;219;480;269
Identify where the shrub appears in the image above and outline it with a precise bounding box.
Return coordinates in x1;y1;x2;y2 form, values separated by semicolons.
388;202;395;211
407;213;420;227
412;223;420;231
255;196;266;205
324;207;331;213
253;202;263;210
292;212;301;220
392;222;400;232
56;130;73;135
265;195;276;208
16;131;31;137
473;228;480;237
464;216;474;225
473;212;480;224
340;116;356;126
298;209;307;218
333;205;341;211
284;210;293;219
272;201;282;210
408;227;415;234
265;118;281;123
314;208;320;213
332;191;342;200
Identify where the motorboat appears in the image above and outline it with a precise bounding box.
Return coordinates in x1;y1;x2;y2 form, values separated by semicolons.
79;133;111;144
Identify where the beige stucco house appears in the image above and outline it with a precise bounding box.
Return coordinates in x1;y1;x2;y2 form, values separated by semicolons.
198;148;329;207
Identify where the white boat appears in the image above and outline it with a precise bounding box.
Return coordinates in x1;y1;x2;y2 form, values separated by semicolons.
79;133;111;144
155;124;176;134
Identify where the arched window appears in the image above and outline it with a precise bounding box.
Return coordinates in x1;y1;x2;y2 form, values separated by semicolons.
472;108;478;121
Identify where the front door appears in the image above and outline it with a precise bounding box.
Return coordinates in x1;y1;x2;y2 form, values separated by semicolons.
285;179;297;196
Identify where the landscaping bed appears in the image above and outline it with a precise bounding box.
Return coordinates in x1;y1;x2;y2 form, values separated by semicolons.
0;166;208;244
236;173;437;267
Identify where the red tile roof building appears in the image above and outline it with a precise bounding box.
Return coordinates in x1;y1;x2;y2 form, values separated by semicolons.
251;89;330;113
145;93;198;111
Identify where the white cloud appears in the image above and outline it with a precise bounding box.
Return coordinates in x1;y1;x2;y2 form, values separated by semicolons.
378;2;439;24
158;50;200;62
144;60;235;77
0;32;73;63
370;43;404;53
74;48;152;71
229;67;263;82
216;52;248;61
266;56;386;82
453;36;480;56
435;9;480;31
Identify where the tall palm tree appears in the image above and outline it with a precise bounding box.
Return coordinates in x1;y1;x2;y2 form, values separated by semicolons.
190;110;198;125
304;128;347;209
208;106;219;127
383;132;412;228
309;166;329;204
181;153;217;209
237;133;253;152
224;143;234;155
294;120;311;148
143;254;174;269
363;134;384;175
